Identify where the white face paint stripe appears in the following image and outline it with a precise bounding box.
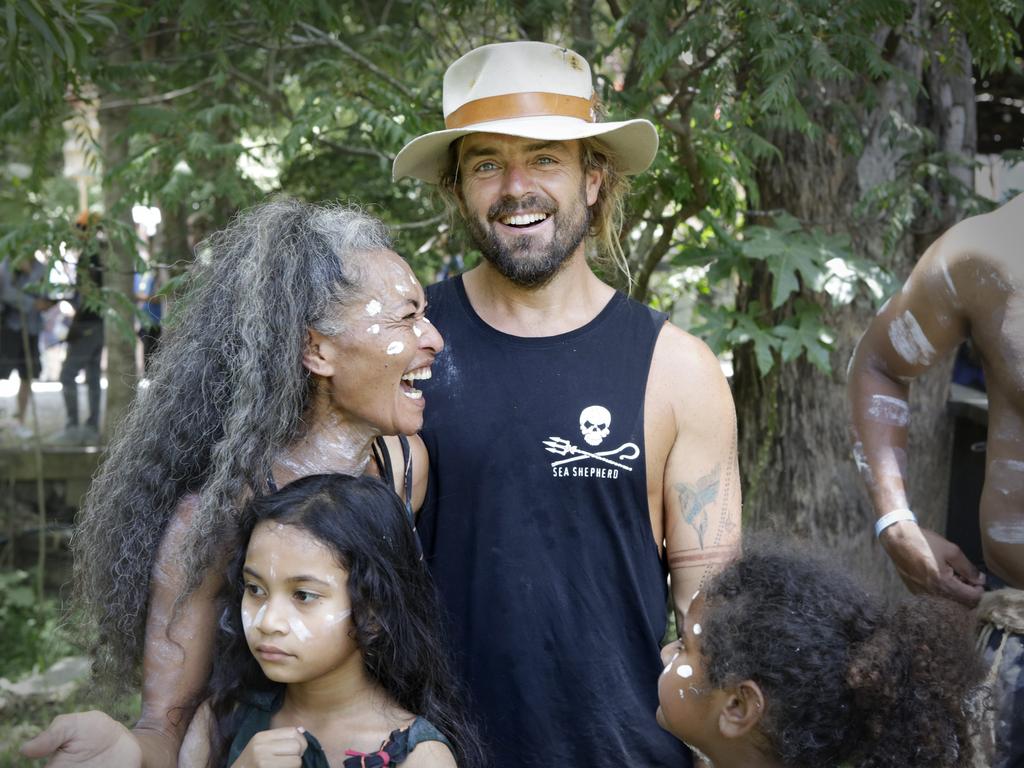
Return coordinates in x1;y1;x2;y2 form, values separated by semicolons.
288;617;312;642
866;395;910;426
324;609;352;626
251;604;267;628
386;341;404;355
413;324;423;338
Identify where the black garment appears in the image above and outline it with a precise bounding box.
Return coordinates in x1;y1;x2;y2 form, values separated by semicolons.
60;244;105;427
224;688;451;767
417;276;691;767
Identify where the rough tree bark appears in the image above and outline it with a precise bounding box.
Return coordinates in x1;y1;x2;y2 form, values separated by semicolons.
97;37;139;441
734;7;975;594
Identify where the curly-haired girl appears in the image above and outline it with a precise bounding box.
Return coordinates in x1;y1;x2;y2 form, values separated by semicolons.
657;541;980;768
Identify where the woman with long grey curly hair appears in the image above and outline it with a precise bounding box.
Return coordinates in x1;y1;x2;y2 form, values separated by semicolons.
21;198;444;767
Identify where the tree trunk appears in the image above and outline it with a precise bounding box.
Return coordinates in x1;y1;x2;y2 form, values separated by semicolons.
734;8;974;595
98;48;139;439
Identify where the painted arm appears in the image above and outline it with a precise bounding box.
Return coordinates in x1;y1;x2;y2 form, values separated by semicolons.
658;327;742;630
847;236;983;606
22;497;222;767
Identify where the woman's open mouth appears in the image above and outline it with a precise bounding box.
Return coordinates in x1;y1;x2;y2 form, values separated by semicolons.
400;366;432;400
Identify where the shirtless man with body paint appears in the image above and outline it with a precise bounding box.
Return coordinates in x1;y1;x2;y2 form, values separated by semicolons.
848;191;1024;767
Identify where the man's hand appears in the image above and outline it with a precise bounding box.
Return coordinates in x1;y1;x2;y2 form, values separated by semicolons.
20;711;142;767
233;727;308;768
880;522;984;606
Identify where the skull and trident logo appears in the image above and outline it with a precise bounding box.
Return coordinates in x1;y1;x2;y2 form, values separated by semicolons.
543;404;640;471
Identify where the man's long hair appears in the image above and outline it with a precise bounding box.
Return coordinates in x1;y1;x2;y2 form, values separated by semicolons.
73;199;392;689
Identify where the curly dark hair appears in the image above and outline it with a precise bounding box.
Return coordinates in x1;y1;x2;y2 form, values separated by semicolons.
205;474;484;768
700;541;981;768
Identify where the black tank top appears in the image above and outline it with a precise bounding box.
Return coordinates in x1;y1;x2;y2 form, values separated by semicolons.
418;276;691;767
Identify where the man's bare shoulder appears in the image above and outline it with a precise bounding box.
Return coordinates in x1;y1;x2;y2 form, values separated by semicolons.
932;192;1023;273
648;321;732;419
651;321;725;384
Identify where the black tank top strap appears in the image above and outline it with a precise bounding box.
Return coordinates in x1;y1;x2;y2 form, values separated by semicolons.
371;436;394;488
398;433;413;519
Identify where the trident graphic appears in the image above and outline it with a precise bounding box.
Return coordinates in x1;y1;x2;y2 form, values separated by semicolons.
543;437;640;471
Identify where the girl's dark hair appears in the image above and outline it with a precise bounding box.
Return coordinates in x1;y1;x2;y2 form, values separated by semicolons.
700;540;980;768
206;473;484;767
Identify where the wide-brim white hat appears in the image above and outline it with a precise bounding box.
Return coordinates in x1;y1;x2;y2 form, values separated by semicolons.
392;41;659;184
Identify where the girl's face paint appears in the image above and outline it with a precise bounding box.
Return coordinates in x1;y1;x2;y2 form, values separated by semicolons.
241;522;357;686
657;595;718;749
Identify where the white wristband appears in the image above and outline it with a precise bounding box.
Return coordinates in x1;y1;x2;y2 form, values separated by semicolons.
874;508;917;539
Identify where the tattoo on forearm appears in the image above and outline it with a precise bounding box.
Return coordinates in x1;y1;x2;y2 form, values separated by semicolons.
667;545;735;571
712;429;739;549
674;465;720;549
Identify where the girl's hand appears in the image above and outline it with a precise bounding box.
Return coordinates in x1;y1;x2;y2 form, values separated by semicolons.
234;727;309;768
19;711;142;767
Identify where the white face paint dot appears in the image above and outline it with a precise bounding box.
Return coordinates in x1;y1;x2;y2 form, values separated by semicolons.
365;299;382;316
413;324;423;338
676;664;694;679
386;341;405;355
692;623;702;636
367;324;380;334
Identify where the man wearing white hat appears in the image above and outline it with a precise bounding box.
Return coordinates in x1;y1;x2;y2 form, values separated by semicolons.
395;41;740;766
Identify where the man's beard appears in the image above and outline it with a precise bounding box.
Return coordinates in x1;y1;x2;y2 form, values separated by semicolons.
463;186;590;289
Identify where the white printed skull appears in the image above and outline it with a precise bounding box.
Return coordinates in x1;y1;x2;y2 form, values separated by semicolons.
579;405;612;447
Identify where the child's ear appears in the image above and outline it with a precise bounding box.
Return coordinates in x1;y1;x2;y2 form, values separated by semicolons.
303;329;334;377
718;680;765;739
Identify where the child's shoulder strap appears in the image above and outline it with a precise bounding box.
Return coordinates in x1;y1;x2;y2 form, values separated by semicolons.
405;716;452;751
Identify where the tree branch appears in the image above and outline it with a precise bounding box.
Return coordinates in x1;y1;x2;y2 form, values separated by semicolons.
312;135;393;162
95;77;214;110
632;213;681;300
292;23;416;101
392;212;446;230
